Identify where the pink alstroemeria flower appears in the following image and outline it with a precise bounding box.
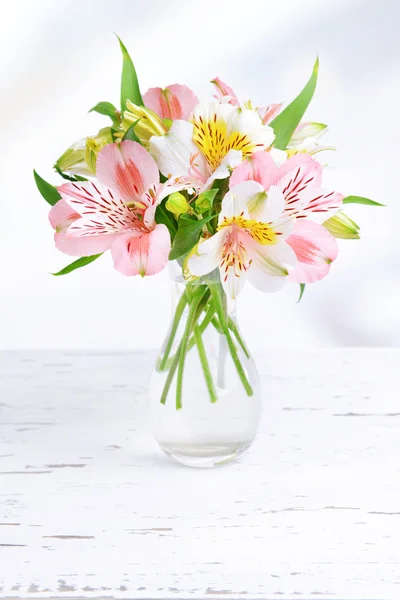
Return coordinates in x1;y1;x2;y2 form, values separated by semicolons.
143;84;198;121
230;152;343;283
49;141;171;277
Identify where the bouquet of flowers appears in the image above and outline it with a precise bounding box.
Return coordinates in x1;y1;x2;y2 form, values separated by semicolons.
34;38;381;412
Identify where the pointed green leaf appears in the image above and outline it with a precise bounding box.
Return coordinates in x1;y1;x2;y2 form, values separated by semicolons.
155;199;178;239
54;165;87;182
169;214;216;260
33;170;61;206
89;101;120;126
117;35;143;111
271;58;319;150
52;254;103;276
342;195;384;207
122;119;142;143
297;283;306;303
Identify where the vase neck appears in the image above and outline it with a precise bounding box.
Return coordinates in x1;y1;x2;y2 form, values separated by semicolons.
168;262;237;320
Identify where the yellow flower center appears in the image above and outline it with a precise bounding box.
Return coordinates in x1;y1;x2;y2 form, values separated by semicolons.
193;114;257;171
218;214;277;245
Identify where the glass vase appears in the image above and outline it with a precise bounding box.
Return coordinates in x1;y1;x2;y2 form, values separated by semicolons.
148;263;262;468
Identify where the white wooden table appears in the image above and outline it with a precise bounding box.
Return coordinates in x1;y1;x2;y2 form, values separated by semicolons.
1;349;399;600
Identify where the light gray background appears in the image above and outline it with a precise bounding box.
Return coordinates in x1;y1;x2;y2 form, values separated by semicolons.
1;0;399;350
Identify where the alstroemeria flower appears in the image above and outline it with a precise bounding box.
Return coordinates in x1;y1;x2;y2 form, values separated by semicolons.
149;101;275;196
143;84;199;121
188;180;296;298
230;152;343;283
49;141;171;277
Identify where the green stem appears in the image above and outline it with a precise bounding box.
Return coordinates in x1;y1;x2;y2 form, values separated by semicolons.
228;317;250;359
209;284;253;396
186;302;215;354
158;291;187;371
160;339;182;405
176;286;207;410
193;325;217;403
211;315;223;334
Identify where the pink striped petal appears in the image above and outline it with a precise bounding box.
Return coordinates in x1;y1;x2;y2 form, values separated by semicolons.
96;141;159;203
286;220;338;283
298;189;344;222
54;230;118;256
275;154;323;215
58;180;141;238
211;77;240;106
111;224;170;277
230;151;278;189
143;84;198;120
258;103;283;125
49;198;79;231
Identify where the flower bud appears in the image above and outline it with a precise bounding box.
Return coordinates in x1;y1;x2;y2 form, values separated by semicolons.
323;211;360;239
195;189;218;213
165;192;190;217
289;122;327;145
122;101;167;146
84;127;113;174
55;127;113;176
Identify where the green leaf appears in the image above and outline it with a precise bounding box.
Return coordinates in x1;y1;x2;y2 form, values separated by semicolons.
52;254;103;276
89;101;120;126
117;35;143;112
155;199;179;239
122;119;142;143
169;214;215;261
297;283;306;303
342;195;385;207
54;165;87;182
271;58;319;150
33;170;61;206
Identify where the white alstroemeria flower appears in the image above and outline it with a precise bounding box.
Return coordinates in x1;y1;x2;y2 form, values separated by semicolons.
188;180;296;299
149;101;275;196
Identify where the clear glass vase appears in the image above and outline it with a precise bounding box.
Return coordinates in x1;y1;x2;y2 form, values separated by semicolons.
149;263;262;468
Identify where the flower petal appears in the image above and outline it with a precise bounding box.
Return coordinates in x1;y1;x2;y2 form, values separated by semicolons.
249;240;297;278
96;140;159;203
297;189;344;223
221;265;247;299
187;230;225;277
111;224;170;277
149;120;208;181
58;180;140;238
49;199;79;231
54;230;118;256
211;77;240;106
220;180;265;222
230;151;277;189
204;149;242;189
226;108;275;151
275;154;323;215
286;220;338;283
258;103;283;125
144;84;199;120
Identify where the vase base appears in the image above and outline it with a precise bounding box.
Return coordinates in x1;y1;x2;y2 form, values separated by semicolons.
157;440;252;468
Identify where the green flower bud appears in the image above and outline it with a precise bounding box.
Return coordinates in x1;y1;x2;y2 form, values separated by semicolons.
84;127;113;174
122;101;167;146
55;127;113;176
323;211;360;239
195;189;218;213
165;192;190;217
